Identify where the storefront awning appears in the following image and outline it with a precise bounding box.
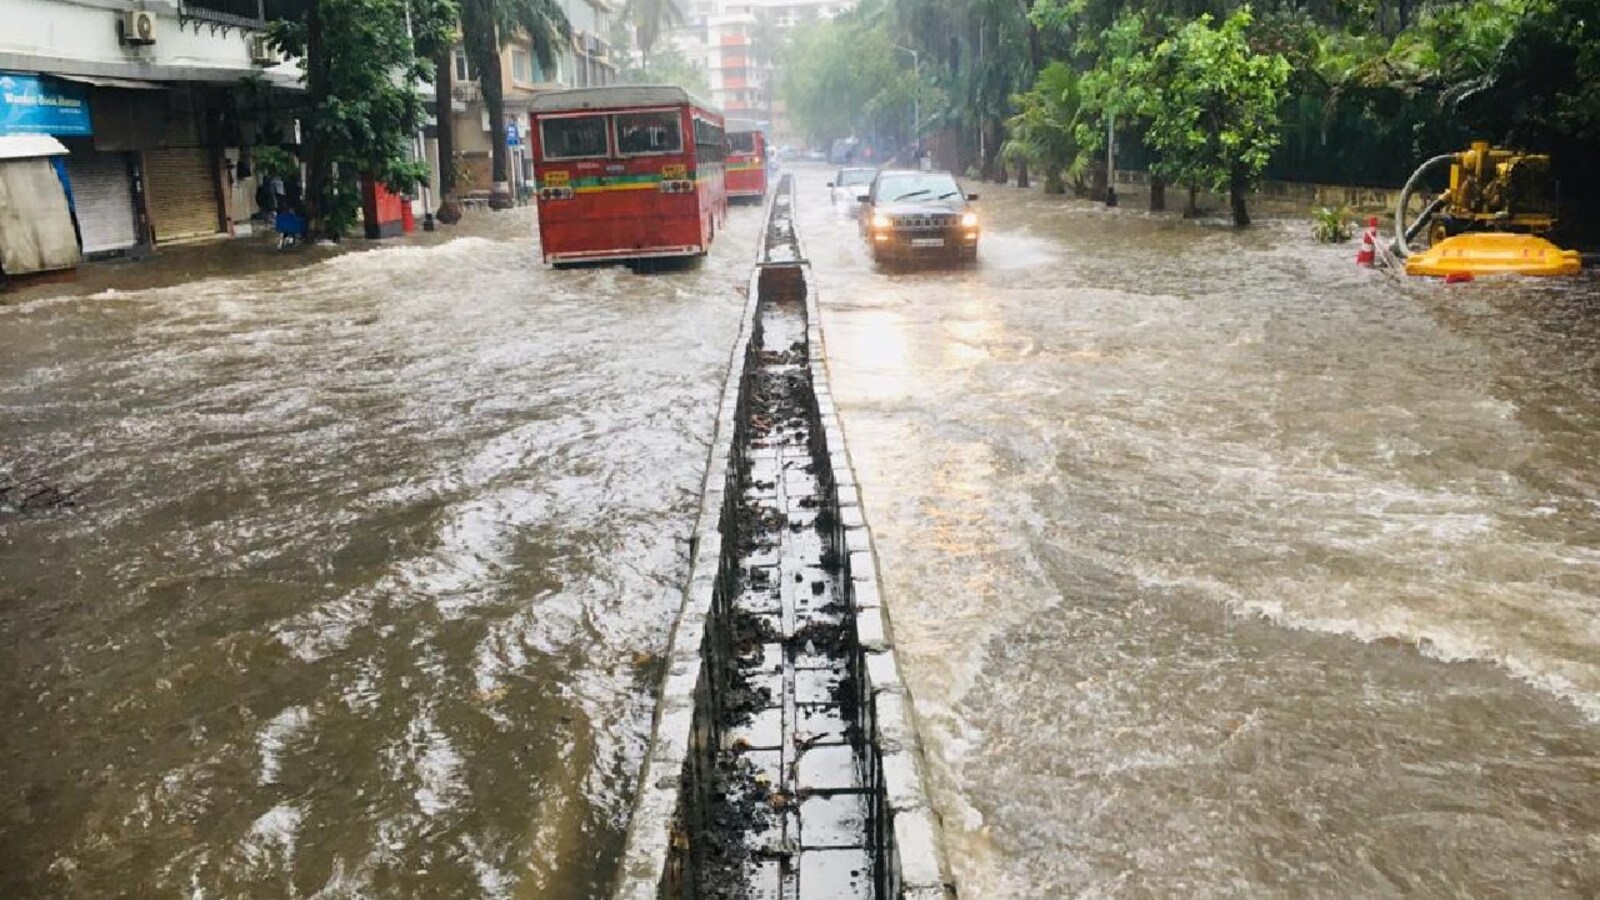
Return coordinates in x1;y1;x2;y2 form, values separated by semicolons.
55;74;164;91
0;134;69;160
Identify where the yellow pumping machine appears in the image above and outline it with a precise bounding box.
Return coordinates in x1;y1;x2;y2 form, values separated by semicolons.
1393;141;1581;277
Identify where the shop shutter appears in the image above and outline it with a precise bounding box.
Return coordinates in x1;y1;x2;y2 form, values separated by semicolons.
67;152;139;254
145;148;220;242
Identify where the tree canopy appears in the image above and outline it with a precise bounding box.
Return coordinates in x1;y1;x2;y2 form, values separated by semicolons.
778;0;1600;227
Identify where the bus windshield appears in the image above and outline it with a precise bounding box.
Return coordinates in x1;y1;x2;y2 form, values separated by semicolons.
616;111;682;155
728;132;757;154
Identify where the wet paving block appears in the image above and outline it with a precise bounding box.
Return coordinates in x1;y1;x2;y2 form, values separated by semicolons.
731;706;785;750
795;704;850;745
800;793;871;849
745;858;783;900
744;804;792;854
798;847;873;900
793;634;847;670
795;667;845;704
784;469;818;496
798;744;863;792
741;748;784;788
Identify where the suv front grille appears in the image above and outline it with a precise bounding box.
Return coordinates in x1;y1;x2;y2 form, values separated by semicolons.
893;213;957;230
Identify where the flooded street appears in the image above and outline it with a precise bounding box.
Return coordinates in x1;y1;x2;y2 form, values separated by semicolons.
794;166;1600;897
5;167;1599;899
0;208;761;898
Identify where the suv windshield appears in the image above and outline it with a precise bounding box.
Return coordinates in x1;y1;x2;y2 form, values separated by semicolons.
839;169;874;186
875;173;961;201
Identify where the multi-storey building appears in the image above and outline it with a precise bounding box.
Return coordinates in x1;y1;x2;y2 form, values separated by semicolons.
443;0;620;201
669;0;854;147
0;0;302;257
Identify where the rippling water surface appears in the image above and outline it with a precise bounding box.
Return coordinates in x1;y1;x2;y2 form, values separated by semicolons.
794;168;1600;898
0;208;760;898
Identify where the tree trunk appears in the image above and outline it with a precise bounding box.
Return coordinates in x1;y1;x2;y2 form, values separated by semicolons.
1015;157;1030;189
1043;163;1063;195
1186;184;1199;217
481;45;513;209
991;120;1008;184
1229;166;1250;227
463;0;513;210
434;47;462;224
304;0;329;236
1090;160;1107;202
1149;173;1166;212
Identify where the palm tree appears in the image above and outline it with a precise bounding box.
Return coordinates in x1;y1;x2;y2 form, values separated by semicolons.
462;0;570;209
623;0;683;63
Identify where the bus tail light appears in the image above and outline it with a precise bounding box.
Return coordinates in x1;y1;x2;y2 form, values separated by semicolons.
659;179;694;194
539;186;575;201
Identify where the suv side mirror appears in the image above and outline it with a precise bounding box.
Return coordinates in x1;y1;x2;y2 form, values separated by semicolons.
857;194;870;203
967;193;980;201
826;182;834;188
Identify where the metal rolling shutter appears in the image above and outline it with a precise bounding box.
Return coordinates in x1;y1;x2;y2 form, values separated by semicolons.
67;152;139;254
145;148;220;242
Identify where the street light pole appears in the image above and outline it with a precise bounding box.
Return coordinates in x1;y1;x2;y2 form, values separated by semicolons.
893;44;920;165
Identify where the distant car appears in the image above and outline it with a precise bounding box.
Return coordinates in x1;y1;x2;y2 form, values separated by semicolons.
828;167;877;209
858;169;980;264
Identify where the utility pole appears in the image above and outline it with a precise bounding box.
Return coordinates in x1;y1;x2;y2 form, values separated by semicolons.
894;45;920;166
1105;112;1117;206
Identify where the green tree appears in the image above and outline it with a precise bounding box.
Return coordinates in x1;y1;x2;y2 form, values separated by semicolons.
781;15;921;151
462;0;570;209
623;0;683;61
1072;11;1163;204
1141;7;1290;225
270;0;452;237
619;45;712;97
1003;61;1085;194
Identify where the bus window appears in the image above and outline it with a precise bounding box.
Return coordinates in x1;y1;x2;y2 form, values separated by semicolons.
616;111;683;155
694;119;724;163
541;115;609;160
728;132;757;154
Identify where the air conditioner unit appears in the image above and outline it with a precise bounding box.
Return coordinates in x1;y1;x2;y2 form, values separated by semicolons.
249;34;277;66
121;9;157;45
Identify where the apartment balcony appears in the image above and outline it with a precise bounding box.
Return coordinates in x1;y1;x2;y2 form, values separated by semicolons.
452;81;482;103
178;0;307;30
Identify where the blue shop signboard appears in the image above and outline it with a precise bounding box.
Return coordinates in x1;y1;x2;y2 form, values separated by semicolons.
0;72;92;136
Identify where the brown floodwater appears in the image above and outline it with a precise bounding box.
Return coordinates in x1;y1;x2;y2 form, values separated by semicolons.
5;171;1598;899
0;207;761;898
794;166;1600;898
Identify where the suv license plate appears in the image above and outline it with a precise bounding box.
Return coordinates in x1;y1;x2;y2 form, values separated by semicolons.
911;237;945;248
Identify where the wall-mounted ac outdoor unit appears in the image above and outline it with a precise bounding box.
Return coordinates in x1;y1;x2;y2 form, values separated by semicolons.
249;34;277;66
121;9;157;45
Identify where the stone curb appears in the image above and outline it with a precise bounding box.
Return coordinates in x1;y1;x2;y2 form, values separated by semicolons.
607;250;766;900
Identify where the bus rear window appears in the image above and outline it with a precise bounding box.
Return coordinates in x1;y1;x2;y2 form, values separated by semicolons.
728;132;756;154
541;115;609;160
616;111;682;155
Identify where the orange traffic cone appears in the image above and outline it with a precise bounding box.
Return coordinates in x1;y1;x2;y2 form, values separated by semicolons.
1356;215;1377;267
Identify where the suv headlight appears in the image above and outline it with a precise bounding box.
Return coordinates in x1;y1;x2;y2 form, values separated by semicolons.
961;211;979;227
871;213;893;229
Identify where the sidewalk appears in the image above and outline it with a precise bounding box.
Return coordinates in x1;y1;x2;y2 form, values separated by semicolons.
2;206;536;304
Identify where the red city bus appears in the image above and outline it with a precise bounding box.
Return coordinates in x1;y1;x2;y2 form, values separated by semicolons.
529;86;728;265
725;119;767;203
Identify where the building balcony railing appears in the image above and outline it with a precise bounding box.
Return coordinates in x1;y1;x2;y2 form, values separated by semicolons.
452;81;482;103
179;0;306;31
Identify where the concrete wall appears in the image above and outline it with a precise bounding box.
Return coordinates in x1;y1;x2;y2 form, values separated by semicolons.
0;0;296;85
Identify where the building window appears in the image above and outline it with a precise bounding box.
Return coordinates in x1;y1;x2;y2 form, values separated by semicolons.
454;50;471;82
512;48;532;83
